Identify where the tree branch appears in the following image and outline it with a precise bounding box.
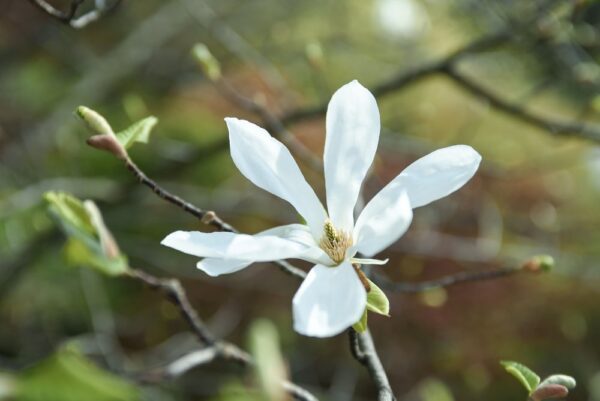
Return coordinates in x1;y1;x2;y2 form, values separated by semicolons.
128;267;317;401
443;66;600;142
371;265;522;293
27;0;121;28
120;155;306;280
348;329;396;401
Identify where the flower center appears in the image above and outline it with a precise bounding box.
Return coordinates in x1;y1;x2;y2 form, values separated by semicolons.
319;219;352;264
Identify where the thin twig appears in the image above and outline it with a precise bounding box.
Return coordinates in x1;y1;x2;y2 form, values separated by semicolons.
217;81;323;172
124;158;235;232
127;268;216;345
348;329;396;401
280;30;510;124
371;265;521;293
27;0;121;28
121;156;306;280
128;267;317;401
443;66;600;142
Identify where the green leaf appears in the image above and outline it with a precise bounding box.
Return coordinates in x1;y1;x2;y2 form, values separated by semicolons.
114;116;157;149
501;360;541;394
45;192;95;240
64;239;129;277
366;279;390;316
539;374;576;389
44;191;129;276
352;309;368;333
15;345;140;401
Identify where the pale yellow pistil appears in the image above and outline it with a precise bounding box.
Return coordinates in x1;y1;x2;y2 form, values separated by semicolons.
319;219;353;264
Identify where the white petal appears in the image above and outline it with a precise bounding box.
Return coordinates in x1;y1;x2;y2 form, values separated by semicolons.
350;257;389;265
292;262;367;337
161;231;313;262
354;190;413;257
324;80;380;231
226;118;326;238
196;258;251;277
397;145;481;208
261;224;332;265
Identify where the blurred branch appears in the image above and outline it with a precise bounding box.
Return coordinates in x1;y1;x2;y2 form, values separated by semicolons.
280;30;510;124
216;80;323;171
27;0;121;28
372;265;525;293
443;66;600;142
348;329;396;401
4;1;193;170
179;0;288;94
281;14;600;145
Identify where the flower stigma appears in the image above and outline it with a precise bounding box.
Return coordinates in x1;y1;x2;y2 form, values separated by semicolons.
319;219;353;265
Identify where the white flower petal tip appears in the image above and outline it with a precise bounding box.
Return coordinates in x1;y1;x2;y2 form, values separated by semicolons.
401;144;482;208
325;80;380;231
351;257;389;265
196;258;251;277
292;263;367;337
161;231;190;249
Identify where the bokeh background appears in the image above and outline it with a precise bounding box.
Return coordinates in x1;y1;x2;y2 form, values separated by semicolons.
2;0;600;400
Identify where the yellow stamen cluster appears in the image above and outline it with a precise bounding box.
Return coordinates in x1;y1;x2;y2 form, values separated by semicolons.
319;219;352;264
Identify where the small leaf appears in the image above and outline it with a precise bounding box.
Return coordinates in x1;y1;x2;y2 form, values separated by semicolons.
45;192;96;241
352;309;368;333
366;279;390;316
500;360;540;394
114;116;157;149
539;374;576;389
44;191;129;277
64;239;129;277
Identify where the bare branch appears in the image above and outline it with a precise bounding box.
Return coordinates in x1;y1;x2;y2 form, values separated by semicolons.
128;267;317;401
348;329;396;401
120;156;307;280
443;66;600;142
216;81;323;172
27;0;121;28
371;265;522;293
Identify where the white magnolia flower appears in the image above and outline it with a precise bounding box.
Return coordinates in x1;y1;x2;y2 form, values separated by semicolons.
162;80;481;337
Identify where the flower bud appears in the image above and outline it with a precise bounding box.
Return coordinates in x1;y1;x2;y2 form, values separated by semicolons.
530;384;569;401
76;106;114;136
521;255;554;273
191;44;221;81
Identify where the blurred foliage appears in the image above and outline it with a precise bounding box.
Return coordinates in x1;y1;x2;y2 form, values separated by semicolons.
2;0;600;400
4;345;139;401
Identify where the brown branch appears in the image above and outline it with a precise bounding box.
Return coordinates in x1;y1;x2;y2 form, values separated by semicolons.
27;0;122;28
128;267;317;401
280;30;510;125
371;265;521;293
120;155;306;280
443;66;600;142
348;329;396;401
126;268;217;345
216;81;323;172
